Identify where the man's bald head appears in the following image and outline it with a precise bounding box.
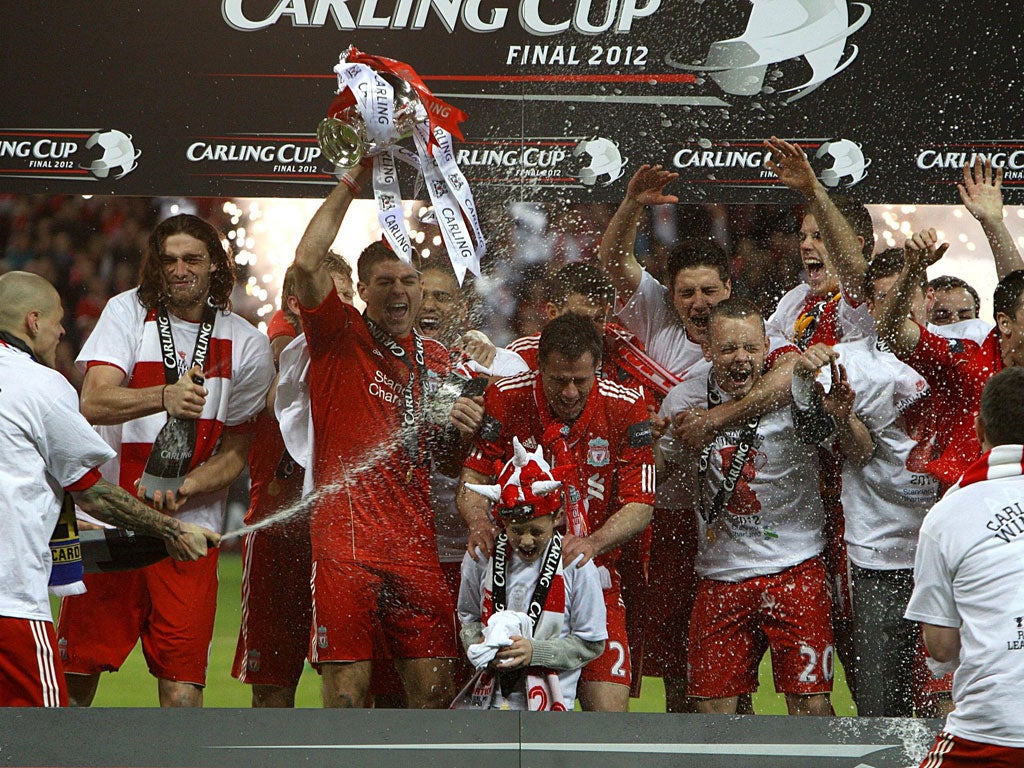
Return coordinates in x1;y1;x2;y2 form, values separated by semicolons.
0;271;65;367
0;272;60;331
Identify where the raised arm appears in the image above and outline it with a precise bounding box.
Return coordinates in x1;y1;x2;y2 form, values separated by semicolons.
597;164;678;302
765;137;869;303
292;164;371;309
958;157;1024;279
875;230;949;359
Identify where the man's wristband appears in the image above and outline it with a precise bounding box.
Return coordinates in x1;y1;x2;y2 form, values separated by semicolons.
161;385;168;412
340;174;362;195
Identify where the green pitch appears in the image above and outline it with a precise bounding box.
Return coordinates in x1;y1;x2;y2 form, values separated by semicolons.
54;551;856;713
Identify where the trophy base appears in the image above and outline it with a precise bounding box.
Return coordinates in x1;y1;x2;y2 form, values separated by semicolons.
138;470;186;501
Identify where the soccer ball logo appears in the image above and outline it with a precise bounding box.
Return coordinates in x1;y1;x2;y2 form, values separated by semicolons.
816;139;870;187
81;130;141;179
669;0;872;102
574;137;627;187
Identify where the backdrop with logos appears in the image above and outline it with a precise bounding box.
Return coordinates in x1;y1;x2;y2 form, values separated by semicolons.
0;1;1020;203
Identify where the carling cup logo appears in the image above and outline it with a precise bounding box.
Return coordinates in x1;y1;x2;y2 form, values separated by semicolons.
669;0;871;102
81;129;141;179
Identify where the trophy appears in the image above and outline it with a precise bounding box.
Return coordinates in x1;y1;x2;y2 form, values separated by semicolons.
315;47;486;285
317;70;422;169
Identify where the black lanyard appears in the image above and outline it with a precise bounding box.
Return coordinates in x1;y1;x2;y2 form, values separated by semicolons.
697;373;760;529
491;531;562;633
364;314;427;464
0;330;37;361
155;302;217;385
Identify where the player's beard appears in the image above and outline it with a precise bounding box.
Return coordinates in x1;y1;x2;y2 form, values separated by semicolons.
163;275;210;315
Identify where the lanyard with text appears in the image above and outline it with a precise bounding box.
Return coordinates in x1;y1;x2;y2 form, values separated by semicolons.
156;302;217;386
491;531;562;633
697;373;759;540
364;314;428;466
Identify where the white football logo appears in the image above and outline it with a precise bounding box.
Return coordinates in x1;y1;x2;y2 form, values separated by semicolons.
574;137;626;187
82;130;141;179
816;139;870;187
669;0;871;102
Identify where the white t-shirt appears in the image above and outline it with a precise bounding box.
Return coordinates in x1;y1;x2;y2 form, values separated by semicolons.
801;336;938;569
458;549;607;708
655;359;711;511
905;465;1024;748
927;318;993;347
615;270;706;378
765;283;874;351
662;369;826;581
77;289;273;531
0;344;116;622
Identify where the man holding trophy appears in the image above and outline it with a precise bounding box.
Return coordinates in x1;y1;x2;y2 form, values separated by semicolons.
56;214;274;707
286;48;486;708
292;158;485;707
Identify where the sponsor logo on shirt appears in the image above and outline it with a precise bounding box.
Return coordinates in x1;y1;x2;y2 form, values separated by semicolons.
368;370;402;404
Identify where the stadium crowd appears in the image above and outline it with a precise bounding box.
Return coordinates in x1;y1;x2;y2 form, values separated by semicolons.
2;143;1024;761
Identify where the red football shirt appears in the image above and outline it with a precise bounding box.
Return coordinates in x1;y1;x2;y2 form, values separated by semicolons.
464;370;656;569
507;323;660;405
301;288;451;566
245;310;299;524
906;324;998;487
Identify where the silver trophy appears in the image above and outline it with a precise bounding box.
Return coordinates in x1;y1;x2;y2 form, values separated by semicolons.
424;370;487;428
317;67;422;168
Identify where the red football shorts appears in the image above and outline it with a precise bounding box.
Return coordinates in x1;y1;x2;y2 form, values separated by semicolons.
918;732;1024;768
231;521;312;687
642;508;698;681
309;559;458;663
57;551;219;685
580;565;631;687
688;556;834;699
0;617;67;707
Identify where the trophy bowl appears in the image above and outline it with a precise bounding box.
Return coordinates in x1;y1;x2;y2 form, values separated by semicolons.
318;72;422;168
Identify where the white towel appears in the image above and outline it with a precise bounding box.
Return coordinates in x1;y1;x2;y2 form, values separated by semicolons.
467;610;533;670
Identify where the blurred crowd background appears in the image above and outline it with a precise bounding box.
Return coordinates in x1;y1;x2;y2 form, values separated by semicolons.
8;189;1020;390
0;193;806;388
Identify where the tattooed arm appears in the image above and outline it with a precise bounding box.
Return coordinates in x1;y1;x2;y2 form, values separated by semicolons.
72;478;220;560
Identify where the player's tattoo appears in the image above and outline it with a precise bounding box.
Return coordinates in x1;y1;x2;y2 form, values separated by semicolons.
74;478;182;541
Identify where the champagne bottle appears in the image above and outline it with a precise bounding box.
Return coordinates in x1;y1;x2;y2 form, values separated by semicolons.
138;373;203;501
80;528;169;573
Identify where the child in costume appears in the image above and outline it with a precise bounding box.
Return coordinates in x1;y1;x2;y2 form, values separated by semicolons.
453;438;607;710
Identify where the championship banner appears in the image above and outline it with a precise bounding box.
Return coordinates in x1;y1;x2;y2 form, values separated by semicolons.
0;1;1020;204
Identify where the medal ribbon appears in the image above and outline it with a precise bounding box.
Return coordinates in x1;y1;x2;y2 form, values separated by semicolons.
364;314;428;465
155;302;217;387
491;531;563;632
696;372;759;530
